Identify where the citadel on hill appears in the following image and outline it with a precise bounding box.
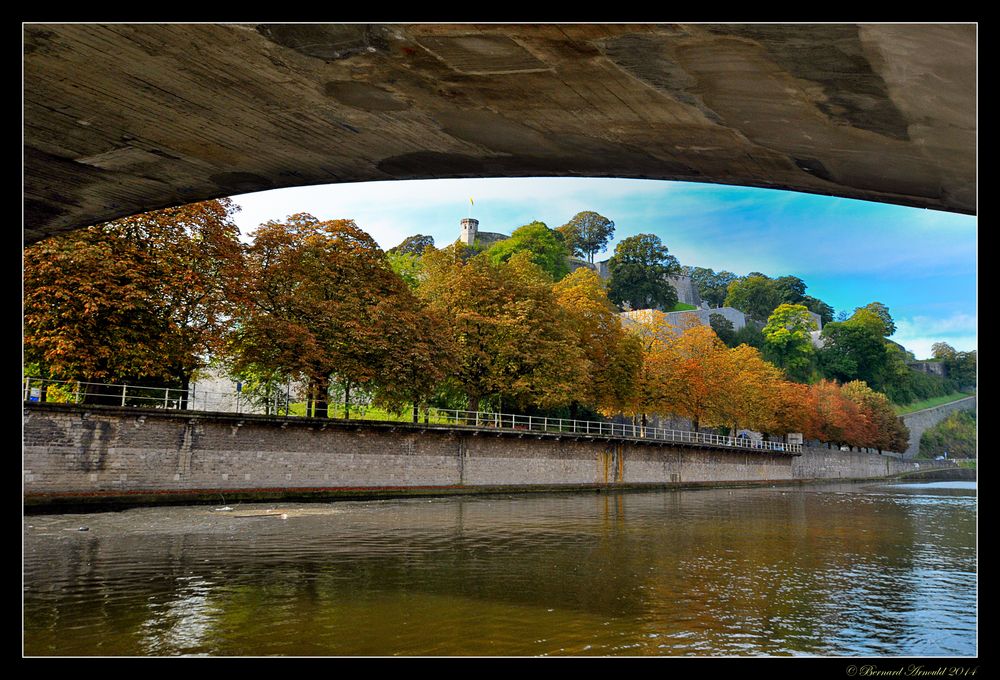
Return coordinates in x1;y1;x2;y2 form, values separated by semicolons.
454;216;823;340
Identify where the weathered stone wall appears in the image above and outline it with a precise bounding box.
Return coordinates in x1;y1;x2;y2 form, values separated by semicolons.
900;396;977;458
791;446;923;479
620;307;747;332
907;361;947;377
23;404;939;507
666;275;702;307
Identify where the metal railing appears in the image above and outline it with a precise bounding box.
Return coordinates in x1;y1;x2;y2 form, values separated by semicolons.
22;377;802;454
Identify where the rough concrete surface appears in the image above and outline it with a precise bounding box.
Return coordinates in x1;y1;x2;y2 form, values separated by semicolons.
24;24;976;242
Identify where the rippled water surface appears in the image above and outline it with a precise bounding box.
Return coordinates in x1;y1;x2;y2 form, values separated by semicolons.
23;482;976;656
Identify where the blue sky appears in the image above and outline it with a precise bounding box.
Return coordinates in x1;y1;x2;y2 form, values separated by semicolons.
229;177;977;360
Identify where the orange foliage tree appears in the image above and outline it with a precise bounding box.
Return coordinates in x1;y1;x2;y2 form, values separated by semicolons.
842;380;910;453
420;248;587;413
230;214;454;418
24;199;243;400
553;268;642;416
636;317;732;431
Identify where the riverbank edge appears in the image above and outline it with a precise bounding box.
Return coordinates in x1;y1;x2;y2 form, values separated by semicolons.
24;475;947;515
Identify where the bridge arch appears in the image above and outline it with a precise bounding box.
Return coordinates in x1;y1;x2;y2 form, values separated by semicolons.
24;23;975;243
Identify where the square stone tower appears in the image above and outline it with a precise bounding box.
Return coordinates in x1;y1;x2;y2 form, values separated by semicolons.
460;217;479;245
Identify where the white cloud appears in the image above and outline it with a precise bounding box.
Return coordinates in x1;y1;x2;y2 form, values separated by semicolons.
891;312;978;358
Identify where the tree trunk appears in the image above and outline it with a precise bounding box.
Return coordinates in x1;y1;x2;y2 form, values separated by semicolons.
315;375;329;419
342;381;350;420
180;374;191;411
467;393;479;425
412;401;418;423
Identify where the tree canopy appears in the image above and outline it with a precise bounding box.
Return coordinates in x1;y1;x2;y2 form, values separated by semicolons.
24;198;243;393
229;214;454;418
685;267;739;308
553;268;642;415
557;211;615;263
724;275;783;322
485;221;570;281
606;234;680;311
419;249;586;413
762;303;818;382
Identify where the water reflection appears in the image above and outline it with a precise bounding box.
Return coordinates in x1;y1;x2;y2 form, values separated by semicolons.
23;483;976;656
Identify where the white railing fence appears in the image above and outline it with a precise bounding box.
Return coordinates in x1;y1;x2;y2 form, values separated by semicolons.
22;377;802;454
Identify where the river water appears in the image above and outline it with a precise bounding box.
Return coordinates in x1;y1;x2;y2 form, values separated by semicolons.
23;482;977;657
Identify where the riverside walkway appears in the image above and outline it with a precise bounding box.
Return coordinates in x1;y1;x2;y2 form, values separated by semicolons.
22;377;802;455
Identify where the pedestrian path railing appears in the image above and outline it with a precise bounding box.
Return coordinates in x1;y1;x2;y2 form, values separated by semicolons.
22;377;802;454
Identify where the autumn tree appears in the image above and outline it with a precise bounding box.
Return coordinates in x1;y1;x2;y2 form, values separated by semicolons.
705;343;782;434
230;214;453;419
607;234;680;311
841;380;910;453
557;211;615;263
24;199;243;402
553;268;643;416
806;380;864;448
638;321;732;431
420;249;587;413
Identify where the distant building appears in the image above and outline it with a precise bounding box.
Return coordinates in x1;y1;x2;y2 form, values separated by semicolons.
458;217;507;248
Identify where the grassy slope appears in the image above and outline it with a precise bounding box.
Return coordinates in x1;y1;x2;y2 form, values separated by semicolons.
893;392;975;415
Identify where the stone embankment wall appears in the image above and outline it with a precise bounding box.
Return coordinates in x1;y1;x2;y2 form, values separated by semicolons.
23;404;940;509
900;396;976;458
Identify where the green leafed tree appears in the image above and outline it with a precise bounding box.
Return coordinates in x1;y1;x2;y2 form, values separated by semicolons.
800;295;835;325
762;303;818;382
685;267;739;308
919;410;976;459
557;211;615;263
607;234;680;311
724;275;783;322
931;342;957;360
387;251;423;291
772;275;807;305
854;302;896;336
485;221;570;281
818;310;894;392
708;313;736;346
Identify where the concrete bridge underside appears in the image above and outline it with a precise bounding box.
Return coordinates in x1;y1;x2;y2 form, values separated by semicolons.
24;23;976;243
